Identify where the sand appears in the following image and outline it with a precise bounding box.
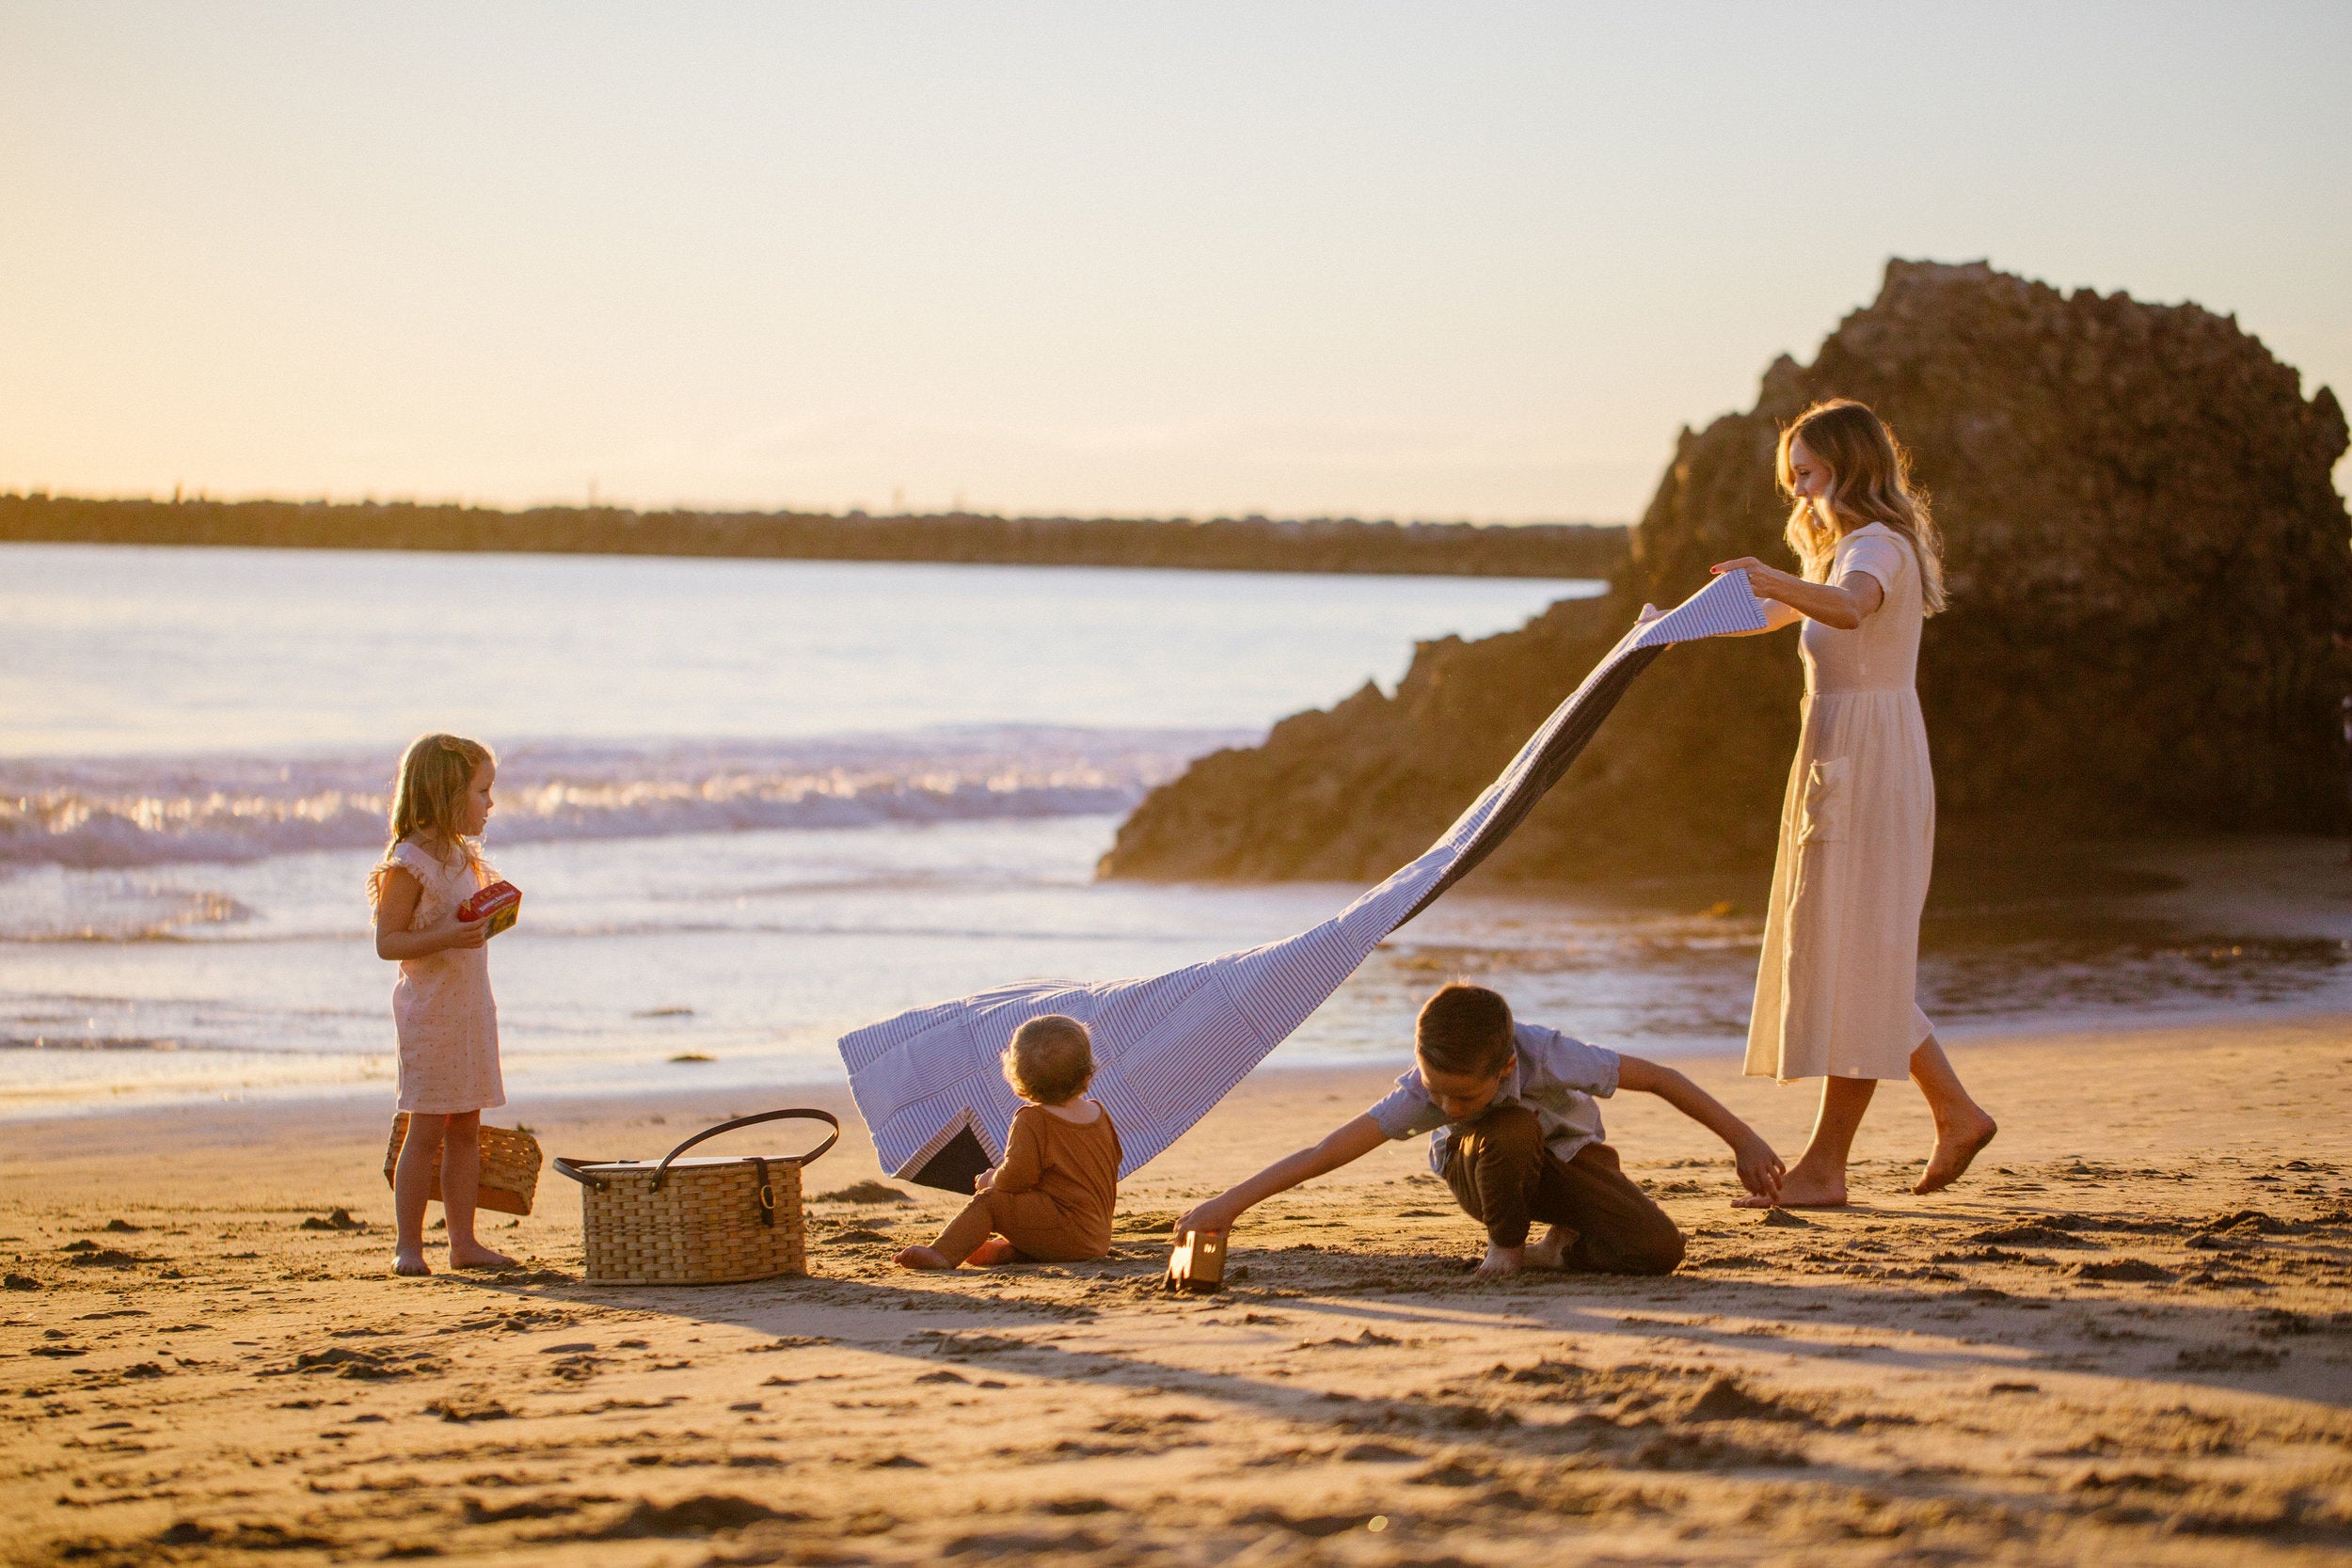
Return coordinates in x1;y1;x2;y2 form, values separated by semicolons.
5;1012;2351;1566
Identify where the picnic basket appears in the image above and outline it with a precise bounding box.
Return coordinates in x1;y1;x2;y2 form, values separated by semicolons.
554;1108;840;1285
383;1115;544;1216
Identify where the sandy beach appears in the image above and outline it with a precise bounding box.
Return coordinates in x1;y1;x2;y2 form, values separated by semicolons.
5;1011;2349;1566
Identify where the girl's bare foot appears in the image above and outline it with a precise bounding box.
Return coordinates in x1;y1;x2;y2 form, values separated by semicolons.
968;1237;1020;1266
1915;1110;1997;1195
1521;1225;1575;1269
449;1243;516;1269
392;1249;431;1276
1733;1162;1849;1208
894;1245;954;1271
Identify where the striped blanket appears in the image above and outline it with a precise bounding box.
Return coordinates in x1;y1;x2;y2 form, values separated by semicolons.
838;572;1769;1191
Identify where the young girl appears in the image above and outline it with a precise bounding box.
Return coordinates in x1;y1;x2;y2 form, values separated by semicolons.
370;733;514;1275
895;1015;1120;1270
1711;399;1996;1205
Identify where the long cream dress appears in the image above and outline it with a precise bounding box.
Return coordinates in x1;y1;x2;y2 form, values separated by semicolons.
384;838;505;1114
1743;523;1936;1082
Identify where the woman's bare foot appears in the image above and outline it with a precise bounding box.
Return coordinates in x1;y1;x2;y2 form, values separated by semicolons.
392;1249;431;1276
893;1245;954;1271
1915;1110;1997;1195
968;1237;1020;1266
1521;1224;1576;1269
449;1243;516;1270
1732;1162;1849;1208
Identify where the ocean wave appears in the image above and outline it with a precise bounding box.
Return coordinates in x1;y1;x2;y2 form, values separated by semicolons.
0;725;1248;871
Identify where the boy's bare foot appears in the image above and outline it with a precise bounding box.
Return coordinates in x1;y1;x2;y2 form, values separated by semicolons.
968;1238;1020;1266
1915;1111;1997;1195
1732;1163;1849;1208
1522;1225;1575;1269
392;1249;431;1276
893;1245;955;1271
449;1243;516;1269
1472;1242;1523;1278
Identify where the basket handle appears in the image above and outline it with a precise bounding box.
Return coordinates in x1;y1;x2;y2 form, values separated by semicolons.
552;1156;608;1190
652;1108;840;1191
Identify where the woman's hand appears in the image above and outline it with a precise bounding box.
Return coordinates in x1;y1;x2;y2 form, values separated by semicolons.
973;1166;997;1193
1174;1193;1245;1237
1712;556;1878;629
1732;1132;1787;1203
1710;557;1802;600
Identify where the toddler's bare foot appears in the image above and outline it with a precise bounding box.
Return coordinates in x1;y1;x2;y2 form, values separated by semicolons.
1733;1163;1848;1208
1472;1242;1523;1278
1915;1111;1997;1195
894;1245;955;1271
968;1238;1020;1266
449;1243;516;1270
1521;1225;1575;1269
392;1249;431;1276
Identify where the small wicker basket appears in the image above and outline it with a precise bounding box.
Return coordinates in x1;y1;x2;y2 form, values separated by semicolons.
555;1109;839;1286
383;1115;544;1216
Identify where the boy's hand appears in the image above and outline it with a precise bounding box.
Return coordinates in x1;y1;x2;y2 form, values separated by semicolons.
973;1166;996;1194
1733;1132;1786;1202
1174;1195;1244;1237
1473;1242;1523;1279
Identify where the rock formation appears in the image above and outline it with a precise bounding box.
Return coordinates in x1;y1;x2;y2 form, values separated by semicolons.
1100;260;2351;884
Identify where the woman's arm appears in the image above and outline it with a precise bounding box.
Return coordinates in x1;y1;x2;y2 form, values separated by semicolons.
1713;600;1805;638
1616;1055;1784;1201
373;868;487;961
1709;559;1883;631
1173;1114;1390;1235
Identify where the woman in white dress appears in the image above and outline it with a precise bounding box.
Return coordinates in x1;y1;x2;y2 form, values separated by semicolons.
1710;400;1996;1206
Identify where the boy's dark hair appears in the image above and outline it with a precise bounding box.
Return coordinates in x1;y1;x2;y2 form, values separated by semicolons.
1002;1014;1095;1105
1414;984;1515;1077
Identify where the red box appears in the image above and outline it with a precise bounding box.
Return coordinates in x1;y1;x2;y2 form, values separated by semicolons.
457;880;522;938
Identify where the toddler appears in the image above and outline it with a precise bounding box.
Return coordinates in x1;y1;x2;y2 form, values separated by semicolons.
895;1015;1120;1270
369;733;513;1276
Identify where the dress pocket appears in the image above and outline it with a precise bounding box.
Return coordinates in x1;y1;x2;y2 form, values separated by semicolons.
1798;758;1850;845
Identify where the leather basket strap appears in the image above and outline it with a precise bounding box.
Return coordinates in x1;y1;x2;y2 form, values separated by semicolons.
651;1108;841;1191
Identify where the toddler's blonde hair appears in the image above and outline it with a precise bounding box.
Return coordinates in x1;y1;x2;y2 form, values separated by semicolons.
1002;1015;1094;1106
368;733;496;907
1777;399;1947;614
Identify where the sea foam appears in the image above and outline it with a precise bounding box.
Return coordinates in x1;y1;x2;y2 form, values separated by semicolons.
0;725;1246;871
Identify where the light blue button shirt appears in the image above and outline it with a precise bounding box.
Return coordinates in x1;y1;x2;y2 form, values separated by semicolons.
1366;1022;1622;1174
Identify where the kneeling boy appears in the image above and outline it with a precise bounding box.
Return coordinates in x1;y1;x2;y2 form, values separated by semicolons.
1177;984;1785;1277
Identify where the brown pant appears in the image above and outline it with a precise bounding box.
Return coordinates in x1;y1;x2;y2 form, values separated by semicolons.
932;1186;1108;1266
1442;1106;1685;1275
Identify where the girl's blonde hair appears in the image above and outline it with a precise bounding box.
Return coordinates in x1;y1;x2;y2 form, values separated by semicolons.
367;733;496;907
1001;1015;1094;1105
1777;399;1947;614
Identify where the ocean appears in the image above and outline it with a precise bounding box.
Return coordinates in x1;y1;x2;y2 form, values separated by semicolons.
4;543;2345;1119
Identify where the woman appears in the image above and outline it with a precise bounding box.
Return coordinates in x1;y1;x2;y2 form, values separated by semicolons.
1711;399;1995;1206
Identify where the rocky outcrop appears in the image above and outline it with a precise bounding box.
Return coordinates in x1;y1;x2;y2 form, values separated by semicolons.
1101;260;2352;883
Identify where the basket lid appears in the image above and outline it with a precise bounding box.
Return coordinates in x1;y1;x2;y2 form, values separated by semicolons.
567;1155;788;1177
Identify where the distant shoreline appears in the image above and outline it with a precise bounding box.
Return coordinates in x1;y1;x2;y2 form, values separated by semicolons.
0;494;1629;579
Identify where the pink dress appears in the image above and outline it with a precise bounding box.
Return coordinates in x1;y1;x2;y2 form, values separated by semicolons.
384;839;505;1114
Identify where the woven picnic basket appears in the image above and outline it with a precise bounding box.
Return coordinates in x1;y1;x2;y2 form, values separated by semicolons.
554;1109;839;1285
383;1115;544;1216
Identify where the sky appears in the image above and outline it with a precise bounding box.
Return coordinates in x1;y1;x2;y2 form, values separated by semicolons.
2;2;2346;522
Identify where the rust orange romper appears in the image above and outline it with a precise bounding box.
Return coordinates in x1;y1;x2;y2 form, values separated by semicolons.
934;1101;1120;1264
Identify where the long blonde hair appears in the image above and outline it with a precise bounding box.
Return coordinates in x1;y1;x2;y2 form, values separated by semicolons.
1777;399;1947;613
367;733;495;906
